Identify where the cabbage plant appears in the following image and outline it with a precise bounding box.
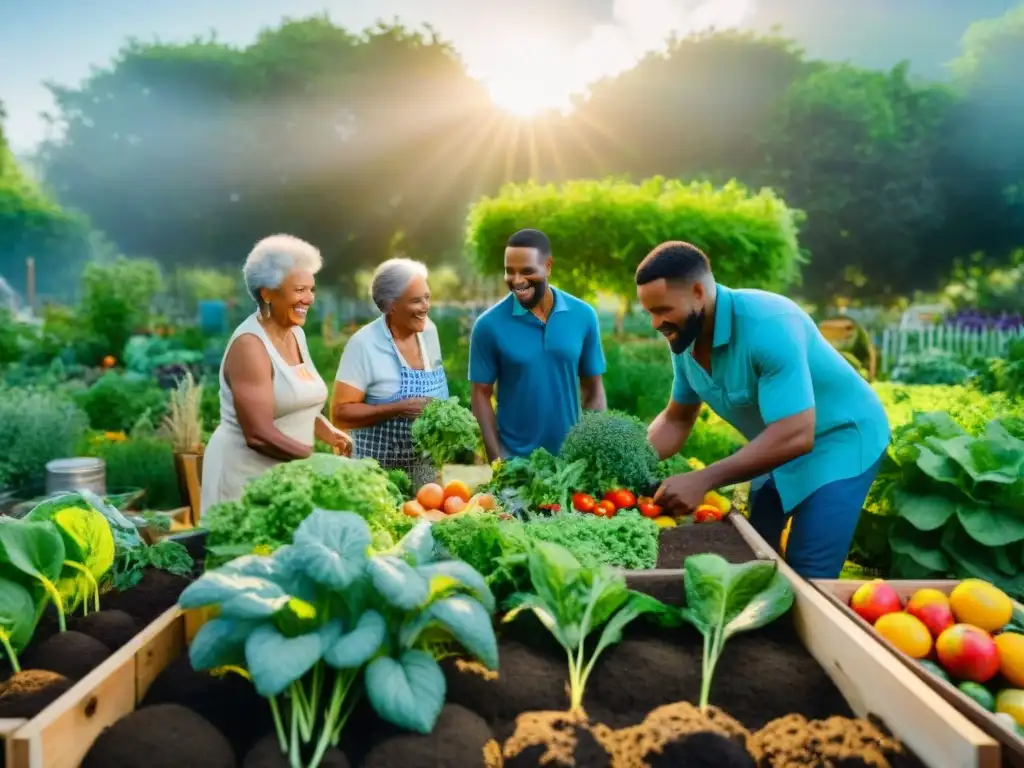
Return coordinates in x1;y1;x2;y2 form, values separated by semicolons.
179;510;498;768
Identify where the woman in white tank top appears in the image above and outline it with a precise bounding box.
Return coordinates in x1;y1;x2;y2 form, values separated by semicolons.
200;235;352;516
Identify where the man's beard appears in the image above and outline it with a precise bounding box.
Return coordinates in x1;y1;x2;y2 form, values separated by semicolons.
511;278;547;309
661;308;705;354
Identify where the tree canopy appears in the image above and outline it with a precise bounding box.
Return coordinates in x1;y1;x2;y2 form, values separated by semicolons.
16;11;1024;305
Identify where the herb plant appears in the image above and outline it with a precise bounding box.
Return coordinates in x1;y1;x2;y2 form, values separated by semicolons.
410;397;481;468
503;541;661;713
179;509;497;768
677;554;794;709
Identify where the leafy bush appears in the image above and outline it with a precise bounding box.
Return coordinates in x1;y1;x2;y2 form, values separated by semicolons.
971;337;1024;400
0;386;88;490
871;382;1024;434
871;412;1024;596
603;339;674;422
80;257;163;356
75;371;169;432
890;349;973;386
465;176;804;309
85;433;181;510
560;410;659;494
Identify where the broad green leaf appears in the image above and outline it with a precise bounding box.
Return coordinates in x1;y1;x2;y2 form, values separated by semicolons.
957;505;1024;547
368;556;429;610
941;432;1024;486
590;592;665;660
941;522;1007;586
292;510;372;590
0;521;66;585
53;505;115;579
585;568;630;631
0;579;38;651
503;595;567;646
245;624;323;697
894;491;957;531
890;553;945;579
723;570;794;638
365;650;446;734
179;572;289;618
418;595;498;669
528;542;581;612
395;522;435;566
323;610;387;669
916;443;962;487
682;555;778;630
271;597;319;637
189;616;260;670
889;519;950;573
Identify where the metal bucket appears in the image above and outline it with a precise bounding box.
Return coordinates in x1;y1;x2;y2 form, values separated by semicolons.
45;457;107;497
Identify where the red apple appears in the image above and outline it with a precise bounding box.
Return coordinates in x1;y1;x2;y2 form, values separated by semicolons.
906;588;955;638
850;579;903;624
936;624;1000;683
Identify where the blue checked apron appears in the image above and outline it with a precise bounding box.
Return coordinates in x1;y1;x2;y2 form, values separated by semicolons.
352;326;449;490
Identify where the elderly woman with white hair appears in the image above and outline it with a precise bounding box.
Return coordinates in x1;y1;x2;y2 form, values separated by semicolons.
332;258;446;488
201;234;352;514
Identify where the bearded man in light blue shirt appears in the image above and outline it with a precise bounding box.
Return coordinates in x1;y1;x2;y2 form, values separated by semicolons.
637;241;890;579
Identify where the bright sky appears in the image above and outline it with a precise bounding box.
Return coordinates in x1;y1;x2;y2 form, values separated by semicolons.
0;0;1014;152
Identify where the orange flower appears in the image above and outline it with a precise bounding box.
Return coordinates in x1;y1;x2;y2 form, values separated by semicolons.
104;431;127;442
102;355;116;368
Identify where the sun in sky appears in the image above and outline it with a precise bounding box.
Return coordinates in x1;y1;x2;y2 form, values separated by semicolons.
475;36;577;118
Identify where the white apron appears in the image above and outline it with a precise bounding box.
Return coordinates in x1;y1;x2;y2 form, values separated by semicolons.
200;312;328;516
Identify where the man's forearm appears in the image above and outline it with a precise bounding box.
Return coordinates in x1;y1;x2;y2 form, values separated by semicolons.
581;378;607;411
648;409;696;460
700;416;814;489
471;391;502;461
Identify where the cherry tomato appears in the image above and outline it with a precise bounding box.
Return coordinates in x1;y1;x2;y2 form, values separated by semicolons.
637;501;662;519
593;500;617;518
604;489;637;510
694;504;723;523
538;503;560;513
572;493;596;513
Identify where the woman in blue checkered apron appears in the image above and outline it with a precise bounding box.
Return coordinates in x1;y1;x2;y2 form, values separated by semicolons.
332;258;448;489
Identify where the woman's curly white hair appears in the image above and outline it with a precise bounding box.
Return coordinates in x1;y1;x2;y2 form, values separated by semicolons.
370;257;429;313
242;234;323;305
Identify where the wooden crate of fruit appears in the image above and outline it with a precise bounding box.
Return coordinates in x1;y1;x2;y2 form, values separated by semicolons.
815;578;1024;766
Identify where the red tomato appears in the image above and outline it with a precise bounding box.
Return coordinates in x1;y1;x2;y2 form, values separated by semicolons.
694;504;723;523
604;489;637;510
572;493;596;513
538;503;560;513
593;500;617;518
637;501;662;519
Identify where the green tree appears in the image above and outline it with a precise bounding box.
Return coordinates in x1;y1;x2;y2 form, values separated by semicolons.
754;62;954;302
38;18;493;284
464;175;804;318
81;256;164;356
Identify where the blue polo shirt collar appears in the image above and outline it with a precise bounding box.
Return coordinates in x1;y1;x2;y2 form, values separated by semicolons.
712;285;734;348
511;287;569;317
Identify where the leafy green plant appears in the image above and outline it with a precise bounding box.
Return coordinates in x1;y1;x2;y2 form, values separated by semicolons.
675;554;794;709
110;538;194;591
75;372;169;433
872;411;1024;594
24;503;116;614
80;256;163;356
0;520;68;630
410;397;481;468
179;510;497;767
560;410;659;494
891;349;974;386
86;432;182;510
483;448;587;516
503;541;661;713
0;385;88;490
0;579;37;672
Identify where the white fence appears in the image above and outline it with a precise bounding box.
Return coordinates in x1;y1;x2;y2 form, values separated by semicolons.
878;324;1024;373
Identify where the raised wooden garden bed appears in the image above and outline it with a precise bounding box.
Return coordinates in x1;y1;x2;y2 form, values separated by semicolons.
1;519;1001;768
816;578;1024;767
0;569;192;768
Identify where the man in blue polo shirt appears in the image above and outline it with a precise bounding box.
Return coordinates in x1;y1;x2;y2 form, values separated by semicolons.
469;228;607;460
637;241;890;578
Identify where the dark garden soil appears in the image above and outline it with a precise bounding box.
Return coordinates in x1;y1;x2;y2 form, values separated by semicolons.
244;733;350;768
655;519;756;569
81;703;235;768
0;567;191;720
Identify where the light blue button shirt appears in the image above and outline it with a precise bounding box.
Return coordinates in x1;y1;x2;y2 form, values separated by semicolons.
671;285;890;511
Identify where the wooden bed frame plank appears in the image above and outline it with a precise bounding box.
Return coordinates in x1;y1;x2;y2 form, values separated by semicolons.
816;578;1024;767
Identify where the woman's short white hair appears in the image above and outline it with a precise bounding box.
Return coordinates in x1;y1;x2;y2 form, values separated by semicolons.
370;258;429;313
243;234;323;303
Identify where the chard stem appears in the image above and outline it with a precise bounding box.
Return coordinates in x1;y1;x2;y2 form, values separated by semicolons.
39;578;66;632
289;697;302;768
307;674;346;768
268;696;288;753
0;633;20;674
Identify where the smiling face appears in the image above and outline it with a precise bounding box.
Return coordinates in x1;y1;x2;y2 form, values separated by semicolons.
391;273;431;334
262;269;316;328
505;246;551;309
637;276;710;354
